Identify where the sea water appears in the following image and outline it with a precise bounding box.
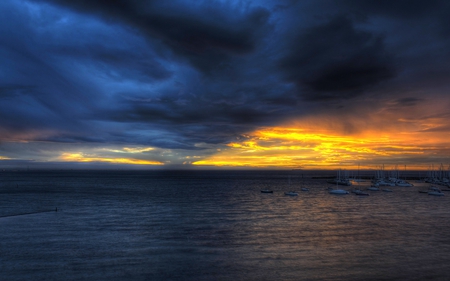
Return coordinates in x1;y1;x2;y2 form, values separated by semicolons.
1;170;449;281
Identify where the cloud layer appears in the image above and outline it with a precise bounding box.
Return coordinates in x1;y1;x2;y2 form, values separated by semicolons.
1;0;450;168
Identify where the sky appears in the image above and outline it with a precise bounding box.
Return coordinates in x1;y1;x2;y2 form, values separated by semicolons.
1;0;450;170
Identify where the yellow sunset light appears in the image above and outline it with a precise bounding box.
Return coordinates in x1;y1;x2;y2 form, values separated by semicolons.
60;153;163;165
193;126;448;169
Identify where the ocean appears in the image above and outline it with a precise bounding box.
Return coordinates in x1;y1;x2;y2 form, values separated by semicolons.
1;170;449;281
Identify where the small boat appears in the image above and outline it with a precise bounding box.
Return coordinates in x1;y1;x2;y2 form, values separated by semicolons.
395;180;414;187
419;186;444;195
261;190;273;193
367;186;380;191
354;190;369;196
301;187;309;191
428;191;444;196
328;177;349;194
329;188;349;195
372;180;395;187
285;191;298;196
427;186;444;196
382;188;393;192
285;176;299;195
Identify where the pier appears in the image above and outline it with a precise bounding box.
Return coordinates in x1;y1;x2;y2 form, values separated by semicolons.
0;208;58;219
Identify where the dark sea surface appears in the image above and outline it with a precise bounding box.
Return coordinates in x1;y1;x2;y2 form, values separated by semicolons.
1;170;449;281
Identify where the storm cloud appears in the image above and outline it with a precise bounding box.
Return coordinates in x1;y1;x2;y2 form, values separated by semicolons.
279;16;395;100
1;0;450;166
37;0;271;73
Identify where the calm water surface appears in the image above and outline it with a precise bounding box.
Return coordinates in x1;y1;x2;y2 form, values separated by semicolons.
1;170;449;280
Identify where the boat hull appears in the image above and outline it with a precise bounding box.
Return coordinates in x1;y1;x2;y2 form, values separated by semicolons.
428;191;444;196
329;189;349;195
284;192;298;196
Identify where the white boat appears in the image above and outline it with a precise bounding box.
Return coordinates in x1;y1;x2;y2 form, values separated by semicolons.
328;175;349;194
329;189;349;195
419;186;444;196
367;186;380;191
285;191;298;196
426;186;444;196
428;191;444;196
373;180;395;187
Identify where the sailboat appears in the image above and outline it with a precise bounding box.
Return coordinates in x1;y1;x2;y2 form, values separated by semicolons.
351;164;365;182
424;186;445;196
327;169;352;186
285;176;298;196
428;190;444;196
328;177;349;195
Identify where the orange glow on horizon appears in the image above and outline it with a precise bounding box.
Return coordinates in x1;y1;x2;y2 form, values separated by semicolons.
193;127;450;170
60;153;163;165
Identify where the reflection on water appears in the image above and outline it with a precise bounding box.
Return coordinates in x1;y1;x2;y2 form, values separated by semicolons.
0;170;449;281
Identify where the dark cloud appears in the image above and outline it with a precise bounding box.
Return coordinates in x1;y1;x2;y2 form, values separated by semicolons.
35;135;107;144
341;0;447;19
94;89;289;148
33;0;271;73
279;16;395;101
52;44;172;82
340;0;450;45
391;97;422;107
1;0;450;166
0;2;99;137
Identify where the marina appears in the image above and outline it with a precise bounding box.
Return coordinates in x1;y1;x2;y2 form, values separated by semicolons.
1;170;449;281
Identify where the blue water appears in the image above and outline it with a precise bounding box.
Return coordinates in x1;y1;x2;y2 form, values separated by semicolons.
1;170;449;280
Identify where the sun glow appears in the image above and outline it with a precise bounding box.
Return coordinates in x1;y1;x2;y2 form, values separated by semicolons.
193;127;449;169
60;153;163;165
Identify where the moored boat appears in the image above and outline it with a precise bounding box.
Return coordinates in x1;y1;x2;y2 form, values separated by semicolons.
428;191;444;196
329;189;349;195
354;190;369;196
284;191;298;196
